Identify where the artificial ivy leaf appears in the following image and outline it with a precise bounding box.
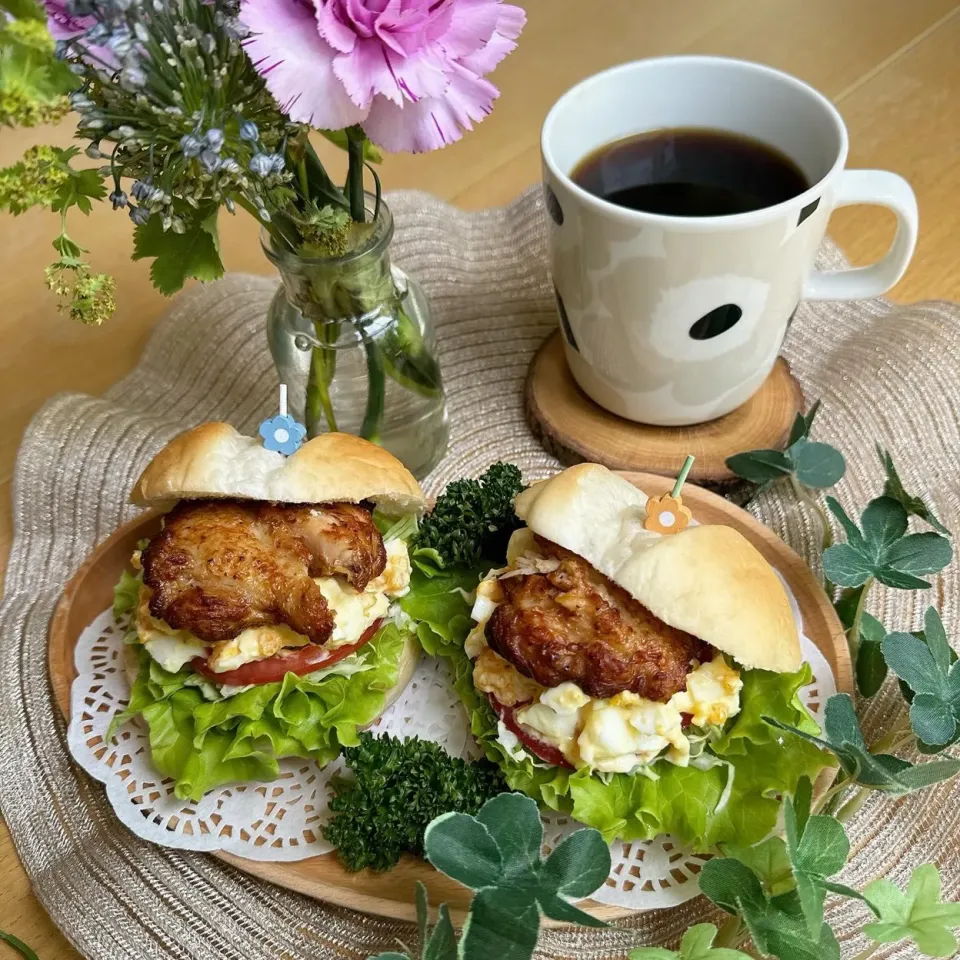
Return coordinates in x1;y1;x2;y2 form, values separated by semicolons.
541;828;612;899
699;857;767;916
725;449;793;484
791;440;846;489
701;855;842;960
877;445;951;536
884;533;954;581
721;837;795;897
629;923;753;959
538;892;608;928
788;400;822;447
783;794;850;938
132;202;224;296
458;887;540;960
823;497;952;589
856;612;889;697
416;881;428;947
860;496;909;552
369;954;410;960
744;908;841;960
793;776;812;838
765;694;960;794
883;611;960;748
423;903;457;960
423;812;503;889
822;544;875;587
476;793;542;880
864;864;960;957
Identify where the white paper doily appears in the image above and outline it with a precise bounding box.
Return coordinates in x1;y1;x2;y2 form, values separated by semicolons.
67;568;835;911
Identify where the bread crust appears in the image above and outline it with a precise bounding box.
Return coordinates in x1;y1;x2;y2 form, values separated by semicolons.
514;464;801;673
131;424;426;515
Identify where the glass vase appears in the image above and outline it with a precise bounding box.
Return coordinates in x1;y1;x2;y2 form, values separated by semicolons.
264;194;448;479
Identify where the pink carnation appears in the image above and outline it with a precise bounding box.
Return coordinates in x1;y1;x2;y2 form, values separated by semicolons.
239;0;525;153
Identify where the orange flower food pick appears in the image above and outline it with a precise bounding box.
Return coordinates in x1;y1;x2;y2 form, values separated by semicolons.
644;455;695;535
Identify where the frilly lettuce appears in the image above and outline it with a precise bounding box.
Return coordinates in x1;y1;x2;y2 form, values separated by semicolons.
109;623;408;801
400;567;835;851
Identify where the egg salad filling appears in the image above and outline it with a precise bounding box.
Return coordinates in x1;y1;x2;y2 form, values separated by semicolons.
466;562;744;776
133;536;412;679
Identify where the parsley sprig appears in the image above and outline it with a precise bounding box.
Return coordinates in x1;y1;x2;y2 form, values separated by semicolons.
324;733;508;873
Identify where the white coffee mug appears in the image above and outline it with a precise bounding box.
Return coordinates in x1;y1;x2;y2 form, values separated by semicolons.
541;56;918;426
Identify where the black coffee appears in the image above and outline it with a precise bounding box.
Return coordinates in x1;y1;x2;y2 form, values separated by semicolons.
572;128;808;217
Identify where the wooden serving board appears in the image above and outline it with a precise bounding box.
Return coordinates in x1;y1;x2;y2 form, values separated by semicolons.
526;332;804;484
48;474;851;925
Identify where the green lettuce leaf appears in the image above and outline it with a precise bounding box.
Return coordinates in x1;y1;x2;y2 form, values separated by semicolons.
400;560;834;851
400;565;485;656
113;566;142;621
110;623;409;801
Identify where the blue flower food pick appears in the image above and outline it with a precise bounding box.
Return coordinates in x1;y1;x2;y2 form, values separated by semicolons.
259;384;306;455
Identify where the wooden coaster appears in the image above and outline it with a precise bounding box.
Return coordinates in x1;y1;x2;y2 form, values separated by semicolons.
526;331;804;484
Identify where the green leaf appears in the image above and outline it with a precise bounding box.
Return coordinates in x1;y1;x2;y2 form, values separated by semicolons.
541;828;612;899
721;837;795;897
113;566;142;621
700;857;768;916
0;0;45;18
51;165;106;215
783;792;850;938
416;881;428;948
476;793;543;880
132;202;224;296
629;923;753;959
459;887;540;960
766;694;960;794
878;445;951;536
0;931;40;960
861;496;908;553
822;543;874;587
320;127;384;163
791;441;845;489
883;615;960;748
856;612;889;697
368;954;410;960
925;606;954;675
864;864;960;957
538;892;608;928
423;812;503;889
885;533;954;578
823;496;951;590
725;449;793;484
423;903;457;960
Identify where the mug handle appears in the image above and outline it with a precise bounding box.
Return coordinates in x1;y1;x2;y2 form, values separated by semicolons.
802;169;918;301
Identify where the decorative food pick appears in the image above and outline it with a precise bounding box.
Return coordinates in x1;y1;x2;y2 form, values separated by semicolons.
258;384;307;455
644;455;695;535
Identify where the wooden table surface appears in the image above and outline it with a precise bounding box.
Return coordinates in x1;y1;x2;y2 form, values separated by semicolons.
2;1;959;955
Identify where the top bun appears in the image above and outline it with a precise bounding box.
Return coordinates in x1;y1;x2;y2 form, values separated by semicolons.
131;423;426;515
514;463;801;673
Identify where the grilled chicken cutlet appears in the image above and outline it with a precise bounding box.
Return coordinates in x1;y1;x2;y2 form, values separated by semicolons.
486;538;707;701
141;499;386;644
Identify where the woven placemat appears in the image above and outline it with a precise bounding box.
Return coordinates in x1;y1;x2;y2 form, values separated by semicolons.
1;187;959;960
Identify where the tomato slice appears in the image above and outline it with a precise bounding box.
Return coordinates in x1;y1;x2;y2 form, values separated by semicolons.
192;618;384;686
488;695;574;769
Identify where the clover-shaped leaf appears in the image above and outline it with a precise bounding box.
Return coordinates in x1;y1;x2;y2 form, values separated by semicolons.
883;607;960;748
823;496;952;589
877;445;951;536
864;864;960;957
628;923;752;959
720;837;795;898
782;791;857;937
725;401;845;492
700;858;841;960
765;694;960;794
424;793;610;960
